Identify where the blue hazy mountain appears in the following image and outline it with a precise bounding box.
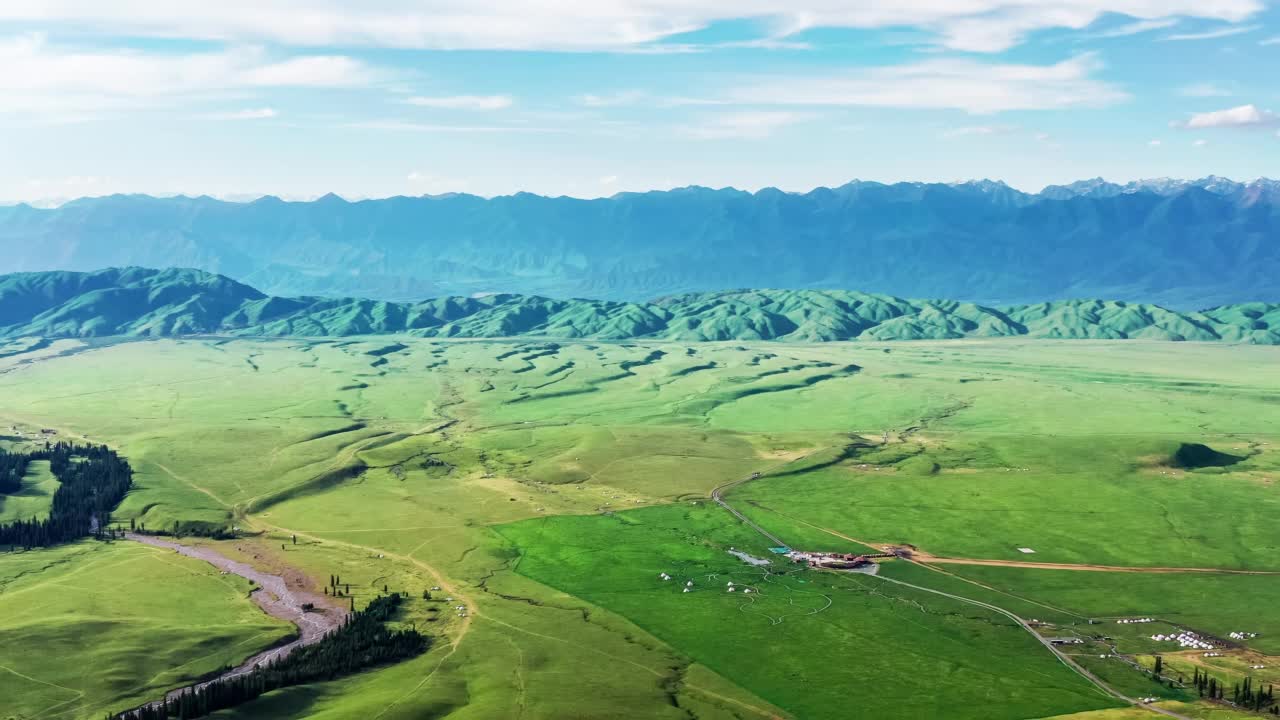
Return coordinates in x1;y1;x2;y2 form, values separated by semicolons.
0;178;1276;308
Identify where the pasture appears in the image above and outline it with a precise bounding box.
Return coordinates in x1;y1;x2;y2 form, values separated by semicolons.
0;459;57;524
0;337;1276;719
0;541;293;719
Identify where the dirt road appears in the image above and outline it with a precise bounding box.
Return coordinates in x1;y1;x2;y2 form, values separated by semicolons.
908;552;1280;575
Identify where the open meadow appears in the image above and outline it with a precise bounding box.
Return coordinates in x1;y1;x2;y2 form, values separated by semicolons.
0;337;1276;719
0;541;294;719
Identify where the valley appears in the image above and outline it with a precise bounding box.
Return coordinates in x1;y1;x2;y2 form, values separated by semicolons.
1;336;1276;719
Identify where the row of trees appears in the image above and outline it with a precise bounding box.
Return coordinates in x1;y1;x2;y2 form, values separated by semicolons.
1192;666;1277;714
0;443;132;549
0;448;29;494
128;518;237;540
115;592;429;720
1233;676;1275;714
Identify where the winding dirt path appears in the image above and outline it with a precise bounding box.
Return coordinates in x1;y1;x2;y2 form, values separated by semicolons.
120;533;347;712
906;552;1280;575
757;504;1280;576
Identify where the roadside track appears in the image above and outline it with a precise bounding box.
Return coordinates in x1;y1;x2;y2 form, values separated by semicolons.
710;473;788;548
710;464;1196;720
865;572;1193;720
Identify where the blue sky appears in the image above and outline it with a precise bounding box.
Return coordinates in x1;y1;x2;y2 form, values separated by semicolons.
1;1;1278;202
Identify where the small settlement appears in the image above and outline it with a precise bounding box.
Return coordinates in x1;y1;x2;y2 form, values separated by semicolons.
785;549;897;570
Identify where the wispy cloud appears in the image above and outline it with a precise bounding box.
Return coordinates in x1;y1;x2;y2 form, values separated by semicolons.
403;95;513;110
346;119;560;133
1090;17;1179;38
1177;83;1233;97
1260;36;1280;46
679;111;811;140
573;90;732;109
0;2;1264;54
1148;139;1162;146
1176;104;1278;129
714;38;813;51
406;170;469;194
0;33;379;117
1163;24;1260;41
727;54;1127;115
575;90;647;108
208;107;278;120
941;125;1018;139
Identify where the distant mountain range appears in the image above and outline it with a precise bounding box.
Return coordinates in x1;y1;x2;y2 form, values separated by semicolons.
1;268;1275;344
0;177;1276;308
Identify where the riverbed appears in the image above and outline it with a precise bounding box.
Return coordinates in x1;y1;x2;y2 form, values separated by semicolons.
122;533;346;708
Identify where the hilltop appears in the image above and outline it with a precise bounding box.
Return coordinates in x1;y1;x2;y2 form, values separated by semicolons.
0;177;1277;307
1;267;1275;344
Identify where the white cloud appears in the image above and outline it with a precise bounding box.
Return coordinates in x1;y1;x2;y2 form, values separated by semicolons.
0;1;1263;54
576;90;647;108
209;107;278;119
1148;139;1161;146
1194;138;1208;146
599;175;619;186
680;111;810;140
1260;36;1280;45
715;37;813;50
404;95;513;110
1090;17;1179;38
0;33;378;116
1179;104;1278;129
1163;23;1260;41
941;125;1018;138
406;170;469;194
728;54;1127;114
347;119;560;133
1177;83;1232;97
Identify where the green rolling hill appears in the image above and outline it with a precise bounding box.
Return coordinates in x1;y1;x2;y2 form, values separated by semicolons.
1;267;1276;344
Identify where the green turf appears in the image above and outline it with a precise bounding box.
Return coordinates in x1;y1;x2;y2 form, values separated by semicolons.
496;503;1120;720
930;566;1280;656
0;459;59;524
0;336;1275;720
0;540;294;720
729;433;1280;570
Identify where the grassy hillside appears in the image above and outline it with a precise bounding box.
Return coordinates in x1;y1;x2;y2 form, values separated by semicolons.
0;337;1276;719
0;541;293;719
1;268;1276;343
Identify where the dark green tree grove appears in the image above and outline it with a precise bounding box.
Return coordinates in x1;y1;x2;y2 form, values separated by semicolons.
114;593;429;720
0;443;132;549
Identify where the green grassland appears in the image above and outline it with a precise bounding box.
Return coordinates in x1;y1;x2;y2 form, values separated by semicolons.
0;337;1276;719
0;459;58;524
728;433;1280;569
1044;702;1262;720
496;503;1119;719
925;566;1280;655
0;541;294;719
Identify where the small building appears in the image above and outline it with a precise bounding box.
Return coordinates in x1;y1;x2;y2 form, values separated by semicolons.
1045;637;1085;645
